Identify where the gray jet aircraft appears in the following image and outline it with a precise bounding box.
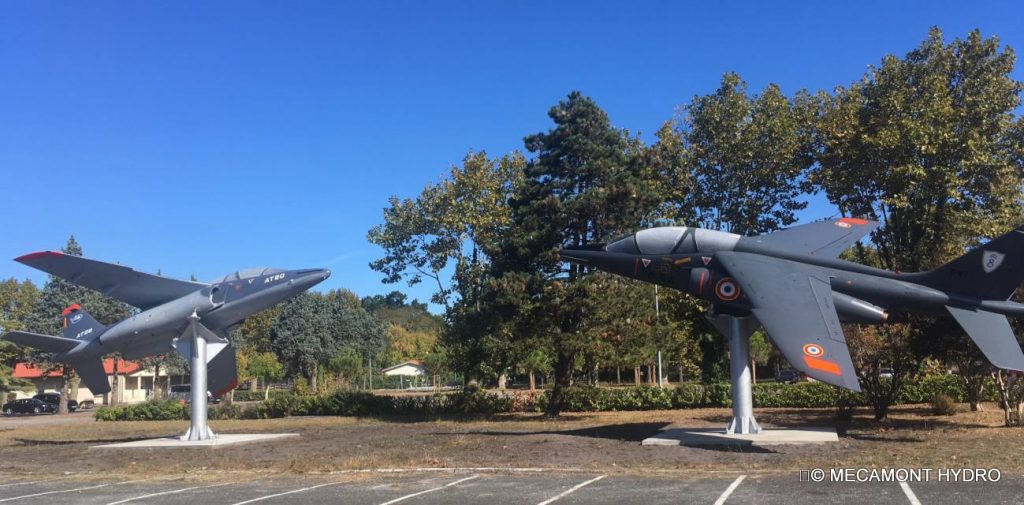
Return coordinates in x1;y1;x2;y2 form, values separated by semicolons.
2;251;330;396
560;218;1024;391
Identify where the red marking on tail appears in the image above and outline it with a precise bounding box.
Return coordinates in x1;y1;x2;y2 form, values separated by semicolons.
839;218;869;225
61;303;82;316
15;251;62;263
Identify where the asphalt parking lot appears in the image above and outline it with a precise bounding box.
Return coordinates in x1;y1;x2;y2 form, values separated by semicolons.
0;471;1019;505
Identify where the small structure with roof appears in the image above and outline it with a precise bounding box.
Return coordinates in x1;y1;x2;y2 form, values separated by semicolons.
382;359;427;389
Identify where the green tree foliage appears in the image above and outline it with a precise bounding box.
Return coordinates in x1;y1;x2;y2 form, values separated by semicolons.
0;278;39;367
683;72;816;235
368;151;525;378
815;28;1024;271
272;293;336;391
815;29;1024;414
361;291;443;365
493;91;661;416
271;290;387;391
236;305;283;353
368;151;524;310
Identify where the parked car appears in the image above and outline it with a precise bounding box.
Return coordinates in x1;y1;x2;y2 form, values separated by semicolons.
33;393;79;412
775;369;801;384
879;367;895;378
168;384;220;404
3;398;58;415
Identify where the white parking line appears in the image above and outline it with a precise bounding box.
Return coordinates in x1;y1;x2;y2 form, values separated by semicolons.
899;481;923;505
0;480;147;503
536;475;606;505
231;483;339;505
712;475;746;505
379;474;481;505
106;482;232;505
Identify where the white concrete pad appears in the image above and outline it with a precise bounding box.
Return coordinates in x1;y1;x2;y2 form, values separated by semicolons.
92;433;299;449
642;427;837;446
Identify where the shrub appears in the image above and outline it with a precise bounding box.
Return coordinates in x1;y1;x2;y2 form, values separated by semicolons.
97;375;982;420
929;393;958;416
94;399;189;421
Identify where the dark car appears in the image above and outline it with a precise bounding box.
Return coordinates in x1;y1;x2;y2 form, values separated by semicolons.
3;398;58;415
168;384;221;404
33;393;78;412
775;369;801;384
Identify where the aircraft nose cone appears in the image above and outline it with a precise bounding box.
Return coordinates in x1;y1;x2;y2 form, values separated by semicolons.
292;268;331;290
559;244;643;279
558;244;609;263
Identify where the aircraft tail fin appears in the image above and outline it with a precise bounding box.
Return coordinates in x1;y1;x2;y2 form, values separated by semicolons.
70;359;111;394
61;304;106;341
946;306;1024;371
921;227;1024;300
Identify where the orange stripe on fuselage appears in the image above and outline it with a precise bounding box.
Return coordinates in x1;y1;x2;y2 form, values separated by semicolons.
804;356;842;375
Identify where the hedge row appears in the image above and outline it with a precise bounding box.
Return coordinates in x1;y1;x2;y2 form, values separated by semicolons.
93;399;244;421
253;390;525;418
231;389;291;402
95;375;981;421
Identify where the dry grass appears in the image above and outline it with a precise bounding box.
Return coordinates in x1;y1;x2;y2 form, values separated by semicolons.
1;403;1020;479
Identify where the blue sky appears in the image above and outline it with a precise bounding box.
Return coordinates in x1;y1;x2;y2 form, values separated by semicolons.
1;1;1022;311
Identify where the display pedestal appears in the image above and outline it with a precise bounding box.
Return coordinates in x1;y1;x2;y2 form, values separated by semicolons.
707;312;761;435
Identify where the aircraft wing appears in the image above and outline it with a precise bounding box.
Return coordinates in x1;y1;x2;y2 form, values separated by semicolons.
714;251;862;391
16;251;208;311
743;218;879;258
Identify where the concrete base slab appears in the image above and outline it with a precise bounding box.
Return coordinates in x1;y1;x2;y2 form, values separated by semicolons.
642;427;837;446
92;433;299;449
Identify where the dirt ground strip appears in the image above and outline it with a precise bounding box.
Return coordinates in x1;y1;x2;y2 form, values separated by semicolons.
0;404;1022;478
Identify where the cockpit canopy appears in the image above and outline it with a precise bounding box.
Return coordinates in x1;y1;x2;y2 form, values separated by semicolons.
606;227;695;255
211;267;283;284
603;226;740;255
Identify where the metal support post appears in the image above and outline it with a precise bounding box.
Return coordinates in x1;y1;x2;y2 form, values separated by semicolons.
183;311;215;441
708;312;762;435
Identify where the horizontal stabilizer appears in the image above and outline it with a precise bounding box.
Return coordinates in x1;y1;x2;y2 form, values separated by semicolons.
2;331;82;354
71;359;111;395
946;306;1024;371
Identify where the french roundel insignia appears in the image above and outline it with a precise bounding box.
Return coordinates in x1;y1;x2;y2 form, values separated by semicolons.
803;343;824;357
714;278;741;301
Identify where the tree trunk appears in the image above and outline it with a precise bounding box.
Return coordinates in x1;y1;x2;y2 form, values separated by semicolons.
58;366;70;415
647;365;655;385
498;373;507;391
615;367;621;385
545;351;575;417
751;359;757;385
528;370;536;391
677;364;684;383
634;366;641;386
153;363;162;400
309;364;318;392
111;359;121;406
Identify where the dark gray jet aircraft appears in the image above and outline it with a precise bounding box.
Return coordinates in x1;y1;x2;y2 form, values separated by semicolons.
2;251;330;396
560;218;1024;391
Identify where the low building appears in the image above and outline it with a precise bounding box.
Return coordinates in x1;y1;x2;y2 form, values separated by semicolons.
9;359;173;405
383;359;428;389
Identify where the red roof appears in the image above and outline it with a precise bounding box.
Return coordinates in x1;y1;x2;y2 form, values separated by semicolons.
13;359;143;378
